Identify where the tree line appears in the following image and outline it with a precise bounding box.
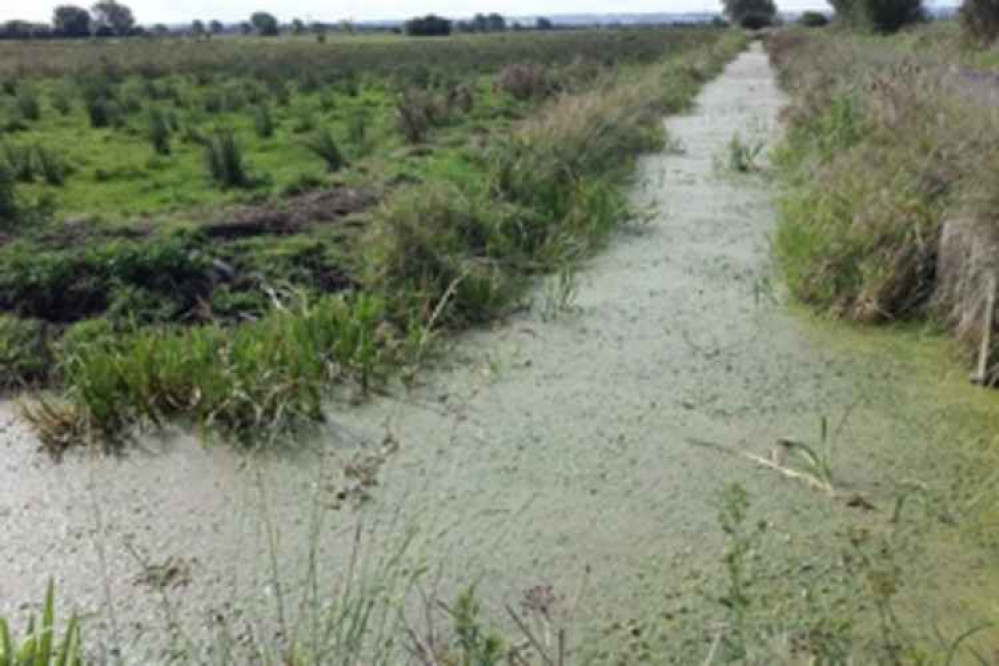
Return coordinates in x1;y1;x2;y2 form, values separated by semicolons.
404;14;556;36
2;0;135;39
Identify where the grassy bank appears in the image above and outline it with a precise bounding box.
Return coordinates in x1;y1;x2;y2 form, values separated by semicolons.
0;30;747;449
766;26;999;380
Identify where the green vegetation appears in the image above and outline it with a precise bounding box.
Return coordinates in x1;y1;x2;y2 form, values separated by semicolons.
768;22;999;380
0;28;747;448
0;580;82;666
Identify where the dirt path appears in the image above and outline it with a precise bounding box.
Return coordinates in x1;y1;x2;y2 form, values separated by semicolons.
1;44;995;662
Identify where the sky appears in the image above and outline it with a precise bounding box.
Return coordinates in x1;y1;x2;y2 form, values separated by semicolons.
2;0;839;25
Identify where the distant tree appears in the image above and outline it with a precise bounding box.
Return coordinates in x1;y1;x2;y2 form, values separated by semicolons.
152;22;169;36
799;9;830;24
831;0;924;31
404;14;453;36
250;11;279;36
485;13;507;31
721;0;778;28
471;13;489;31
865;0;925;31
239;21;253;35
962;0;999;43
209;19;224;35
339;19;355;33
290;18;306;35
536;16;555;29
52;5;91;37
0;20;39;39
190;19;206;38
91;0;136;36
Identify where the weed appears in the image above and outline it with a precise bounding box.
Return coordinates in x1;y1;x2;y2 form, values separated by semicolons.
304;128;346;173
0;164;16;224
0;580;83;666
497;63;553;101
204;127;249;188
147;106;172;155
15;88;40;122
252;104;275;138
540;261;579;321
346;110;369;153
85;97;117;128
0;315;51;389
725;132;764;173
1;142;34;182
395;89;436;143
49;87;73;116
33;145;67;186
291;104;316;134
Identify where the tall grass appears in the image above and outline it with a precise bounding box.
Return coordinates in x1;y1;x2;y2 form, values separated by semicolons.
0;165;16;224
204;127;249;188
0;580;82;666
304;128;346;172
32;293;388;446
767;28;999;331
147;106;172;155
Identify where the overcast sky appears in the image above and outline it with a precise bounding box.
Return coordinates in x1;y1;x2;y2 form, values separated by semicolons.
2;0;847;24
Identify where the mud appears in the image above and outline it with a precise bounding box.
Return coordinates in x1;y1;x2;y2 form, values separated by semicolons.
1;44;996;663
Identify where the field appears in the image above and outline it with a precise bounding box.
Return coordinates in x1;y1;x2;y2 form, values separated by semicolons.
3;18;999;666
0;28;745;449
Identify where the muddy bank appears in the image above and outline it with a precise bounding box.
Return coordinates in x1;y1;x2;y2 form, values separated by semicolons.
1;44;996;662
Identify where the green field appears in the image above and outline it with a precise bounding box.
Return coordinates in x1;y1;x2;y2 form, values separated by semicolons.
0;28;745;449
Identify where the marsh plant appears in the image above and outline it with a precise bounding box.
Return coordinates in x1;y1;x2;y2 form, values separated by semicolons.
0;165;17;224
252;104;275;138
204;127;249;188
725;132;764;173
304;128;346;173
15;88;40;122
0;580;83;666
147;106;172;155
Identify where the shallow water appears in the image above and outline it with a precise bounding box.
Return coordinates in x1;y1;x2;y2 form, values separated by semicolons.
1;44;996;662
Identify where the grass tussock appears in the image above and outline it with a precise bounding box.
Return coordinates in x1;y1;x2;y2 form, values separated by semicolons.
204;127;250;188
46;294;390;446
